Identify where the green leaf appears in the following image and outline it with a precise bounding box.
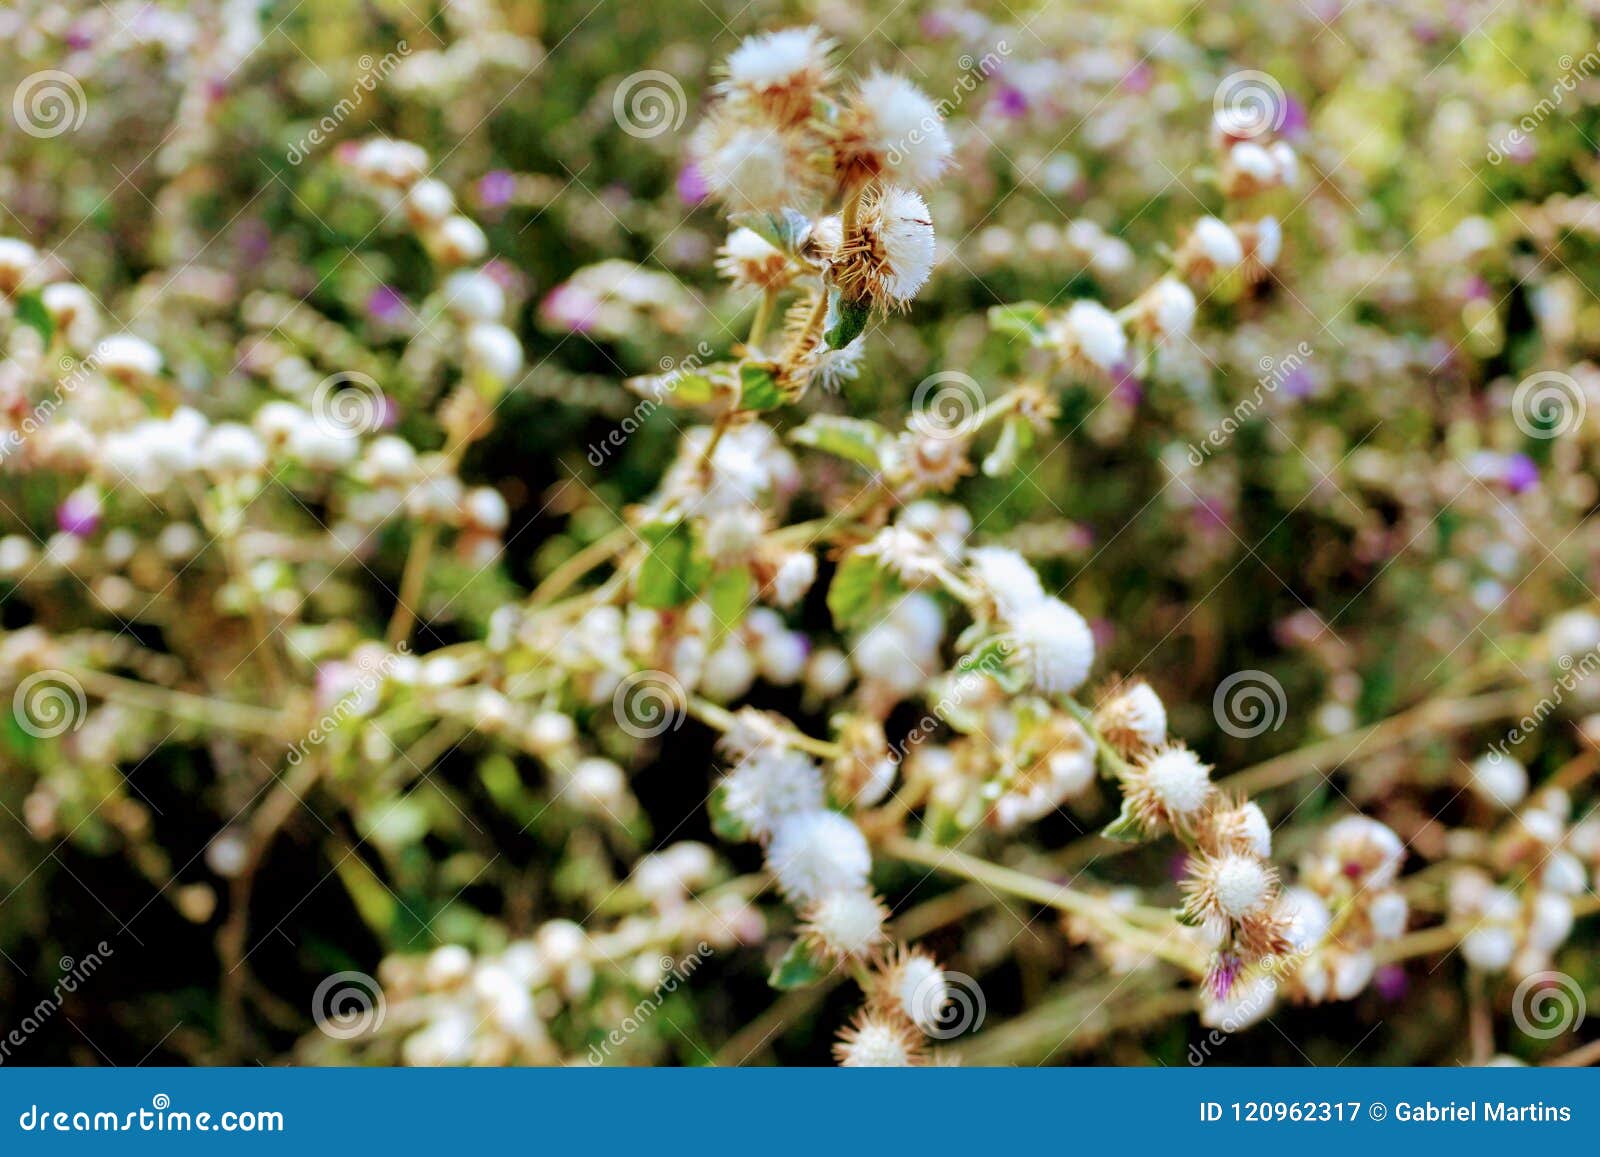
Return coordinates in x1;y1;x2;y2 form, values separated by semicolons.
789;414;889;471
827;551;904;632
706;565;752;645
1100;797;1148;843
987;301;1049;346
730;208;812;253
709;785;750;842
822;288;870;349
625;364;729;408
636;520;709;609
13;292;54;345
737;362;784;411
768;939;828;990
981;414;1036;477
957;636;1015;682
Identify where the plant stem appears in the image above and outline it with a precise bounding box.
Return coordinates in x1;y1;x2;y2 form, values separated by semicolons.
748;288;778;350
529;525;632;607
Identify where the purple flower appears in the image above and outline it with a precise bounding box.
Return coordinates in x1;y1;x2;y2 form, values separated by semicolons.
1208;951;1244;1000
56;491;101;538
1502;453;1539;494
1280;95;1309;140
1282;366;1315;399
676;163;710;206
1121;61;1153;94
1374;963;1408;1001
539;284;599;334
1111;360;1143;407
478;169;516;211
365;285;409;325
990;85;1029;119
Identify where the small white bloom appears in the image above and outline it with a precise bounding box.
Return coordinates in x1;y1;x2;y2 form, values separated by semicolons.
849;71;952;188
968;545;1047;618
1192;216;1243;269
772;551;817;607
1141;746;1213;819
1368;890;1408;940
95;333;163;380
200;423;267;476
1012;597;1095;693
721;748;825;839
766;809;871;905
442;270;505;321
1059;299;1127;372
1468;752;1527;810
464;322;523;381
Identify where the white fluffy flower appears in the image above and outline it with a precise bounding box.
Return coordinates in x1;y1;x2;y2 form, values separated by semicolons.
1011;597;1095;693
772;551;817;607
1190;216;1243;269
95;334;163;380
723;26;831;106
1468;753;1527;810
968;545;1047;618
1058;300;1127;372
693;122;794;211
442;270;505;320
856;185;936;306
1138;746;1213;820
846;72;952;189
1368;890;1409;940
464;322;523;381
766;809;872;905
200;423;267;476
1134;277;1196;339
802;889;886;959
720;748;825;839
